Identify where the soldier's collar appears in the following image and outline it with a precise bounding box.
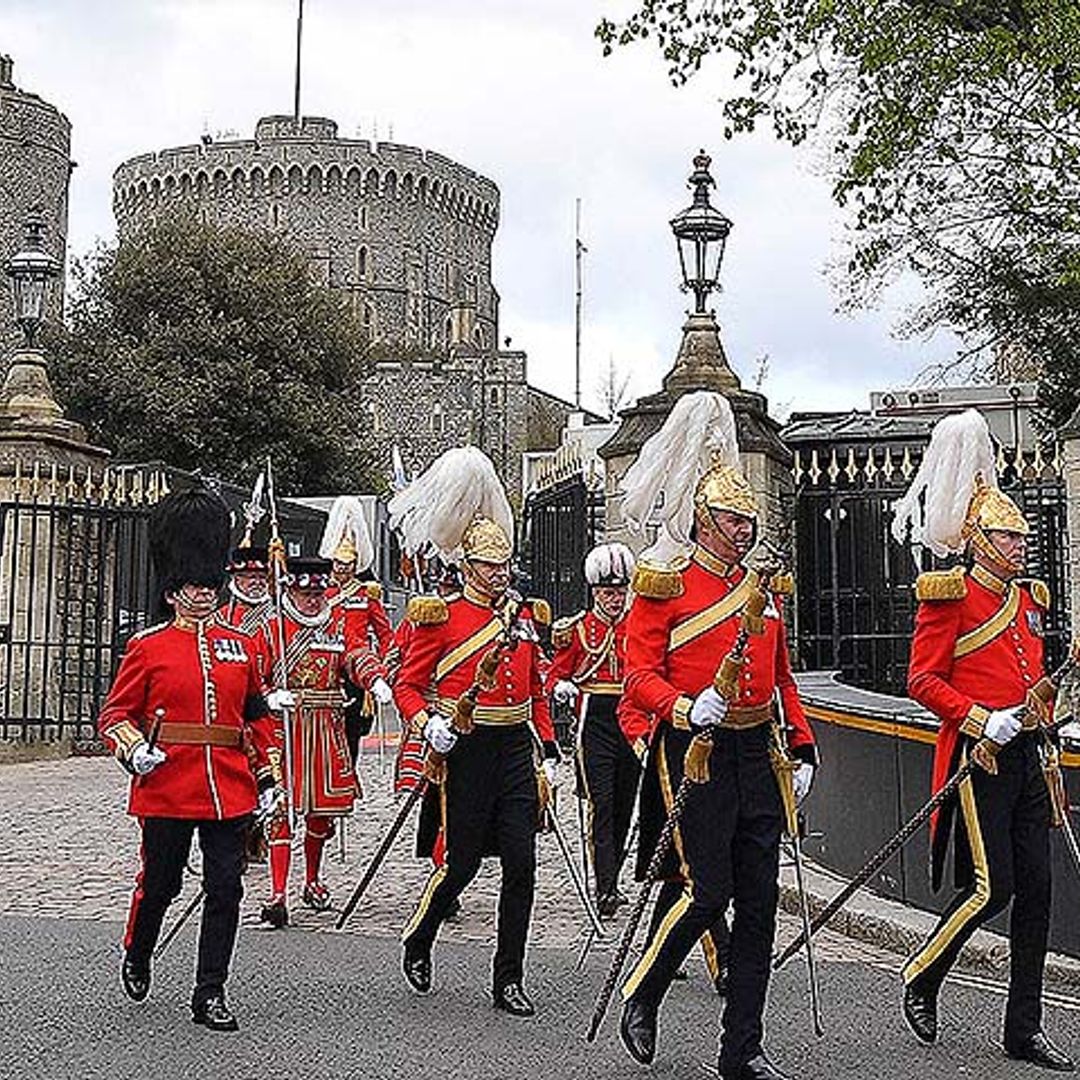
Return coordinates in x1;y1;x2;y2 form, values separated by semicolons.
970;562;1010;595
172;614;213;633
692;544;735;578
463;584;495;608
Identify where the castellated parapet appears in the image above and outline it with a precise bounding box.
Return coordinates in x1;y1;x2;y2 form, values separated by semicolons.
0;54;73;359
113;115;502;351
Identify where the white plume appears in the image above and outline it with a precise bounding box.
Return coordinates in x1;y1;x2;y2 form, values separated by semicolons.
584;542;635;586
319;495;375;570
621;391;740;562
891;408;997;556
388;445;513;561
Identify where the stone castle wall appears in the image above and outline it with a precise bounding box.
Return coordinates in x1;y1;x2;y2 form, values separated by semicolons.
113;115;501;351
0;55;72;359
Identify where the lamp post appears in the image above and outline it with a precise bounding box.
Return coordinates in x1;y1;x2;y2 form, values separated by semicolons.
670;150;732;314
662;151;740;395
0;214;64;424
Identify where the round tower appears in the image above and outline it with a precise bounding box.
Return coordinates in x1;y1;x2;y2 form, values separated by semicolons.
113;115;501;351
0;53;73;358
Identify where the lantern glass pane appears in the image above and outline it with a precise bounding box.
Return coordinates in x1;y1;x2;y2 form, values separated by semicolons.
14;276;45;325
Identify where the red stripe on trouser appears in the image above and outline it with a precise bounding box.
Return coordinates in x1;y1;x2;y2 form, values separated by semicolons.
123;833;148;951
432;829;446;869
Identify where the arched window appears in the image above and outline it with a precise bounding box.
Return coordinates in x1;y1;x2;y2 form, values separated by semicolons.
356;246;368;280
489;386;500;406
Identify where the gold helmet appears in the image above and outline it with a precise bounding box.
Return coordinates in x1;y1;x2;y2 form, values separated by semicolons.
963;478;1029;538
461;515;513;563
332;532;358;564
694;463;758;520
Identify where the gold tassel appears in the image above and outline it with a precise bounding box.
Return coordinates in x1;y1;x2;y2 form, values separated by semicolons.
631;562;685;599
530;598;552;626
714;655;743;700
365;581;384;601
971;739;999;775
771;572;795;596
453;695;477;734
684;734;713;784
423;750;447;784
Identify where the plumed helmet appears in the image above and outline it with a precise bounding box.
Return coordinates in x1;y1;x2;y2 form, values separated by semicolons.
319;496;375;570
584;542;635;586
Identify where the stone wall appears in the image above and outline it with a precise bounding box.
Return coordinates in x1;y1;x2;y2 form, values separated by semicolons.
0;55;72;359
113;115;501;352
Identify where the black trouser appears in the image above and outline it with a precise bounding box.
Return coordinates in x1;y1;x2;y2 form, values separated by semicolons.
648;879;731;980
903;734;1051;1046
403;724;538;991
125;816;248;1007
579;694;641;899
623;723;782;1075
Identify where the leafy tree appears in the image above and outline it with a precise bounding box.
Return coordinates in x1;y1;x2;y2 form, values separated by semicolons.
597;1;1080;422
46;217;379;493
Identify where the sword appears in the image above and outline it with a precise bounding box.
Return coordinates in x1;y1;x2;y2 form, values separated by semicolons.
154;884;205;960
774;659;1078;971
576;811;639;972
543;784;607;940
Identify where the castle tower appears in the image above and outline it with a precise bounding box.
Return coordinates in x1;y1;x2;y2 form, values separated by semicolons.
0;54;73;359
112;115;501;352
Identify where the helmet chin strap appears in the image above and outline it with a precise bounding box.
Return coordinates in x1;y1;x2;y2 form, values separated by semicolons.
971;526;1023;578
701;507;757;562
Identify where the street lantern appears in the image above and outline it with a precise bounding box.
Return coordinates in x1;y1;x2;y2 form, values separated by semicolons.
6;215;60;348
669;150;732;313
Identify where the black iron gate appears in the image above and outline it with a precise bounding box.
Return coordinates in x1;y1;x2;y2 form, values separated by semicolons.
787;418;1070;695
521;470;605;618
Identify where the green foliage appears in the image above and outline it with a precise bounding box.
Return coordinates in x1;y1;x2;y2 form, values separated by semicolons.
46;217;379;494
597;0;1080;417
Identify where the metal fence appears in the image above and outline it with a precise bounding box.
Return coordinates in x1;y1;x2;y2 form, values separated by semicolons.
0;460;327;748
789;422;1069;695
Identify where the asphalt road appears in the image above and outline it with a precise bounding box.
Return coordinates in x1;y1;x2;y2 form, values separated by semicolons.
2;915;1078;1080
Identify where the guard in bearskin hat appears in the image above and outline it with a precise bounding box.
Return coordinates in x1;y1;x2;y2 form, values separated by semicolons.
98;485;282;1032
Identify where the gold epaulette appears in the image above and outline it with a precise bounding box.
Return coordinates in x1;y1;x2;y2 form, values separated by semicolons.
631;560;685;599
552;611;585;649
365;581;383;602
406;595;450;625
1026;578;1051;610
529;598;552;626
915;567;967;602
771;571;795;596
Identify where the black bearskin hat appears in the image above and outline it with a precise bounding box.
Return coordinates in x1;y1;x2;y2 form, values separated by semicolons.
149;486;230;614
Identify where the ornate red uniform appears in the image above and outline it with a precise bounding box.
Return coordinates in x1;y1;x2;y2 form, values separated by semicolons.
396;587;555;995
99;618;277;821
902;563;1055;1050
217;597;273;684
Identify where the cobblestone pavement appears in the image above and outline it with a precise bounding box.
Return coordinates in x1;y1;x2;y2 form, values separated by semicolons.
0;748;896;967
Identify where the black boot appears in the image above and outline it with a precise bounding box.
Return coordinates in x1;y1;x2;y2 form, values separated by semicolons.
903;981;938;1044
192;992;239;1032
720;1052;791;1080
402;942;432;994
493;982;535;1017
121;956;151;1002
1005;1032;1076;1072
619;996;658;1065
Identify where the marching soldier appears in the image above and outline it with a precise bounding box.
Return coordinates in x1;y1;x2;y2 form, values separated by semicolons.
892;409;1074;1071
98;487;280;1032
217;544;273;681
320;495;394;763
389;446;558;1016
261;556;390;927
615;392;817;1080
548;542;641;916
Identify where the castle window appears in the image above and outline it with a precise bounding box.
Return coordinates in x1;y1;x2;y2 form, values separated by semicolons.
473;327;484;347
432;404;444;435
271;203;280;228
358;206;368;229
445;318;454;344
356;246;368;280
369;402;381;434
489;387;500;406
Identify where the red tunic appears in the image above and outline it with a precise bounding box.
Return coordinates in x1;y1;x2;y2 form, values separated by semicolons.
394;590;555;744
98;618;276;820
548;608;627;699
216;597;273;685
623;547;815;757
269;607;359;815
907;566;1048;826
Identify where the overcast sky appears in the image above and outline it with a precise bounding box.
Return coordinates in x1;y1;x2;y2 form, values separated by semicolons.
4;0;955;419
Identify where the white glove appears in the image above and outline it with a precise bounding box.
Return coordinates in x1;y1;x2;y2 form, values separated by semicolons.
130;741;167;776
424;713;458;755
266;688;297;712
793;762;815;806
552;679;578;706
542;759;558;789
984;705;1024;745
370;677;394;706
689;687;728;729
257;785;284;819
